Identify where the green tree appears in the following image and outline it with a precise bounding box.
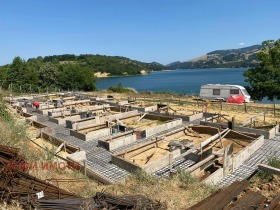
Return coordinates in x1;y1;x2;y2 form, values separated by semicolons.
38;63;59;88
6;56;27;85
244;39;280;101
59;64;96;91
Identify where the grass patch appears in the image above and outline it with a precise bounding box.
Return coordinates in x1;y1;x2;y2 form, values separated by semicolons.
108;83;136;93
107;170;217;209
256;157;280;182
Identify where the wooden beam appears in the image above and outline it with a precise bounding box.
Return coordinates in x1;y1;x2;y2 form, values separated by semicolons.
200;128;229;148
137;113;147;122
230;130;256;140
258;164;280;176
187;155;216;173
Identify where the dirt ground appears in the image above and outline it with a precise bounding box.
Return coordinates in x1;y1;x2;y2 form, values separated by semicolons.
4;91;280;210
249;175;280;202
176;133;213;145
121;116;164;130
127;142;170;167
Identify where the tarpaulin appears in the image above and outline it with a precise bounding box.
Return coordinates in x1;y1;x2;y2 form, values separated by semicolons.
227;95;245;104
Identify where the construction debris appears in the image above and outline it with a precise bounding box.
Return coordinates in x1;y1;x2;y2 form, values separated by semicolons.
0;144;165;209
188;178;280;210
36;192;166;210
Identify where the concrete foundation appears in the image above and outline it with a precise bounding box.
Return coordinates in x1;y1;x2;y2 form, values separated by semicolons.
112;124;263;185
143;118;182;138
98;131;136;151
147;111;204;122
200;119;279;139
70;125;112;141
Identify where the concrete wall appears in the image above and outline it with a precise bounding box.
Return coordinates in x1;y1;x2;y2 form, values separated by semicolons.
130;105;158;112
143;149;181;173
48;117;64;125
40;104;55;110
111;155;142;173
203;168;224;185
231;136;264;171
48;107;68;114
49;110;73;117
200;120;279;139
63;99;91;106
98;133;136;151
37;107;55;115
147;112;203;122
102;110;139;123
117;101;129;106
48;114;81;126
66;116;100;129
76;104;109;113
143;118;182;138
70;127;111;141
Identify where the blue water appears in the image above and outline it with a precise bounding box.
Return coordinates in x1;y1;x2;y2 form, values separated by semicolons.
96;68;248;95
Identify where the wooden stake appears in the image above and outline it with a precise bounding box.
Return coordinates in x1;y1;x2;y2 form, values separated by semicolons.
169;153;173;173
244;102;247;113
83;160;87;176
218;128;224;148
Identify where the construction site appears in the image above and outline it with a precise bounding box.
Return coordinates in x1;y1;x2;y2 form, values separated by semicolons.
2;91;280;209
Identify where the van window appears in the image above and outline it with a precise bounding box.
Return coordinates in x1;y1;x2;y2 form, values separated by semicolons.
230;89;239;94
213;89;220;95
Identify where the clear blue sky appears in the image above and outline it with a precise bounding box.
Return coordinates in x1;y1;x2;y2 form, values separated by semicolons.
0;0;279;65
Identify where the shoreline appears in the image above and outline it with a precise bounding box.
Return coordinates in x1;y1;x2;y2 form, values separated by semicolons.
96;67;250;78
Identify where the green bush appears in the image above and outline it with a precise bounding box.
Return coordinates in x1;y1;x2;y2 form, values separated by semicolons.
257;157;280;182
108;83;135;93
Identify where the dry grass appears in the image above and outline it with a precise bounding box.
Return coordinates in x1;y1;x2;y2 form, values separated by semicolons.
105;170;217;210
96;91;280;125
2;91;280;209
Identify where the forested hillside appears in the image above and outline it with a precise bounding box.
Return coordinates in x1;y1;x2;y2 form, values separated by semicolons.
167;45;263;69
37;54;166;75
0;54;166;92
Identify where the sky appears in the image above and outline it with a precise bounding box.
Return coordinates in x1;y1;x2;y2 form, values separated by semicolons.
0;0;280;65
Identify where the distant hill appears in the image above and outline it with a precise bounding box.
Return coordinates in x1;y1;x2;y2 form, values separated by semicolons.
167;45;263;69
27;54;167;76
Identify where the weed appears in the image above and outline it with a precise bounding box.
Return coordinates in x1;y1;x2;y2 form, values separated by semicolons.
256;157;280;182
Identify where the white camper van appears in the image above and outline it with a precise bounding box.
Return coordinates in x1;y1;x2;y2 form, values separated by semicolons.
199;84;251;102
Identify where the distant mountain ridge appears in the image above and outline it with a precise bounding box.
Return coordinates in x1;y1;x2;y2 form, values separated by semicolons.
167;44;263;69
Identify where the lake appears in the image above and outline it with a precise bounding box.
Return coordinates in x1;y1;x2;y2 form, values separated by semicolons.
96;68;248;95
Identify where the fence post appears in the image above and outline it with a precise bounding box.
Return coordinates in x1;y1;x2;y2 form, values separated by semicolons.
274;102;276;117
169;153;173;173
244;102;247;113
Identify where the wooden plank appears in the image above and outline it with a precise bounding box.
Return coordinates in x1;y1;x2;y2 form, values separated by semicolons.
225;190;266;210
187;155;215;173
137;113;147;122
201;128;229;148
124;144;156;159
230;130;256;140
258;164;280;176
241;112;264;126
54;142;65;154
264;193;280;210
188;180;249;210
